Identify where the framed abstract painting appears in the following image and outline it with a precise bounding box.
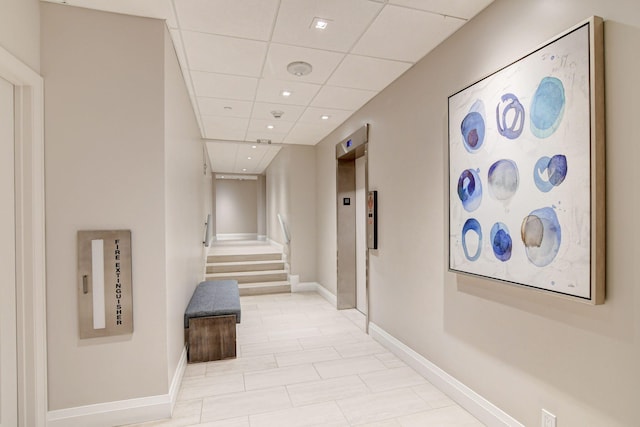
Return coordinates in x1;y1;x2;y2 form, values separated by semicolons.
448;17;605;304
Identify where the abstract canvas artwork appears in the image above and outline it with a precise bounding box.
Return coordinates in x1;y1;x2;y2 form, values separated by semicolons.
448;17;605;304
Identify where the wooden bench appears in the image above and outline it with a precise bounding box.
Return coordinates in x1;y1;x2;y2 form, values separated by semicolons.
184;280;241;363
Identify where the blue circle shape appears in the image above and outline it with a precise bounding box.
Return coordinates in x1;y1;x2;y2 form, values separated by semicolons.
490;222;512;262
462;218;482;261
457;169;483;212
534;154;568;192
487;159;519;201
461;111;485;152
521;207;562;267
496;93;525;139
530;77;565;138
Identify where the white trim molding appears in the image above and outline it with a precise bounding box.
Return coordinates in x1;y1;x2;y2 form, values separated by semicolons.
47;395;171;427
368;322;524;427
169;347;187;410
0;45;47;427
293;282;337;306
47;347;187;427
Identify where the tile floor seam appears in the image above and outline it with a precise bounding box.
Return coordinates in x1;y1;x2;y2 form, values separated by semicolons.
120;290;484;427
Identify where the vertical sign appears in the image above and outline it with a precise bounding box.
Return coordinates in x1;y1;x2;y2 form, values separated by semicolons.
78;230;133;338
367;191;378;249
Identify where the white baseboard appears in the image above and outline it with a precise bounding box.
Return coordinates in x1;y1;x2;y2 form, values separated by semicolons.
297;282;337;306
368;322;523;427
47;347;188;427
291;281;317;293
257;234;267;241
169;347;188;410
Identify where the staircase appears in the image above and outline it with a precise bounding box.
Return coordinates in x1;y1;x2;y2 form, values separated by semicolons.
205;241;290;296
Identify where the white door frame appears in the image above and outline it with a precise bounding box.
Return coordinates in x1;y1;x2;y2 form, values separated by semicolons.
0;46;47;427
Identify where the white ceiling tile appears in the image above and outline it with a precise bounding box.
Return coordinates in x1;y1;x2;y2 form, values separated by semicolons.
311;85;377;111
262;44;345;84
191;72;258;100
251;102;305;122
352;5;464;62
234;144;275;172
174;0;279;40
388;0;494;20
247;118;295;135
284;123;332;145
202;116;249;141
327;55;412;91
255;79;321;106
182;31;267;76
198;98;253;118
298;107;353;125
272;0;384;52
206;141;241;172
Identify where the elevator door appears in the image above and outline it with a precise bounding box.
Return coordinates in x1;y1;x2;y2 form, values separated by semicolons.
0;76;17;427
355;156;367;314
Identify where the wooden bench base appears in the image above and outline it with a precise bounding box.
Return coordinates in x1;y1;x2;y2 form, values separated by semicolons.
185;315;236;363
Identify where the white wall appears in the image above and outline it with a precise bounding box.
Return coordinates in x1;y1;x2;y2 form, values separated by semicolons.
315;139;338;294
42;3;204;413
216;179;258;234
0;0;40;72
266;145;316;282
315;1;640;425
163;26;208;391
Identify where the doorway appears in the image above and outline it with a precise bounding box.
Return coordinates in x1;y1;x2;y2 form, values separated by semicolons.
336;125;370;320
0;75;17;427
0;45;48;426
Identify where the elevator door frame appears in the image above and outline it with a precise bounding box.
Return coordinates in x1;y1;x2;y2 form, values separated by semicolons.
336;125;370;331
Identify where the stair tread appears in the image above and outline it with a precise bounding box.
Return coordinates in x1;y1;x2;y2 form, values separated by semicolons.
238;281;290;288
206;270;287;277
207;260;284;267
208;253;281;259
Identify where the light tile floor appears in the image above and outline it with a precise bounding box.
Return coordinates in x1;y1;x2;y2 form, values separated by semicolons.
124;292;484;427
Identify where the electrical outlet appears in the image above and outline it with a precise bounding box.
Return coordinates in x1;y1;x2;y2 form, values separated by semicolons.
542;409;557;427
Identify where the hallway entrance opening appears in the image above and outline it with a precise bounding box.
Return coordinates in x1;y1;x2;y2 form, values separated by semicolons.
336;125;370;319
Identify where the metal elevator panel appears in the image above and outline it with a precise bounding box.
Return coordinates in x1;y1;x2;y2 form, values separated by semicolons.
336;158;357;310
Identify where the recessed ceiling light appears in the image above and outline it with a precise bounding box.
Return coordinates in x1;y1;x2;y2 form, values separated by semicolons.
321;115;330;120
252;145;257;149
281;90;292;97
220;175;225;178
267;125;274;129
242;168;247;172
311;17;330;30
247;157;252;160
287;61;313;77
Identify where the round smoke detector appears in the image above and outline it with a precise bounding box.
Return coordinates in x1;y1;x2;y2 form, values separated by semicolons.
287;61;313;77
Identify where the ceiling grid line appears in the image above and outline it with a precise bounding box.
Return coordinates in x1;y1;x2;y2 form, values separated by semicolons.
42;0;495;172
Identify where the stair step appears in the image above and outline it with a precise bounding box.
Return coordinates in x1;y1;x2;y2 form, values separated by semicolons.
205;270;288;284
207;253;282;263
238;281;291;296
206;260;285;274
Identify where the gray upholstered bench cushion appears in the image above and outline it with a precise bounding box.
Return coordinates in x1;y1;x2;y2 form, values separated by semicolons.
184;280;241;328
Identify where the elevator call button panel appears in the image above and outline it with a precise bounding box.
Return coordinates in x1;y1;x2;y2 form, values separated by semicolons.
367;191;378;249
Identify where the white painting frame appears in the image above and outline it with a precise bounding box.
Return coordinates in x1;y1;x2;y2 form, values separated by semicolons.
448;17;605;304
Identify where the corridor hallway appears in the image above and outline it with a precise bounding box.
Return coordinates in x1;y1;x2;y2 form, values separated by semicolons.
125;292;483;426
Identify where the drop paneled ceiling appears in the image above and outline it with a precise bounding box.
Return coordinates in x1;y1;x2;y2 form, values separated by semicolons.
42;0;494;174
